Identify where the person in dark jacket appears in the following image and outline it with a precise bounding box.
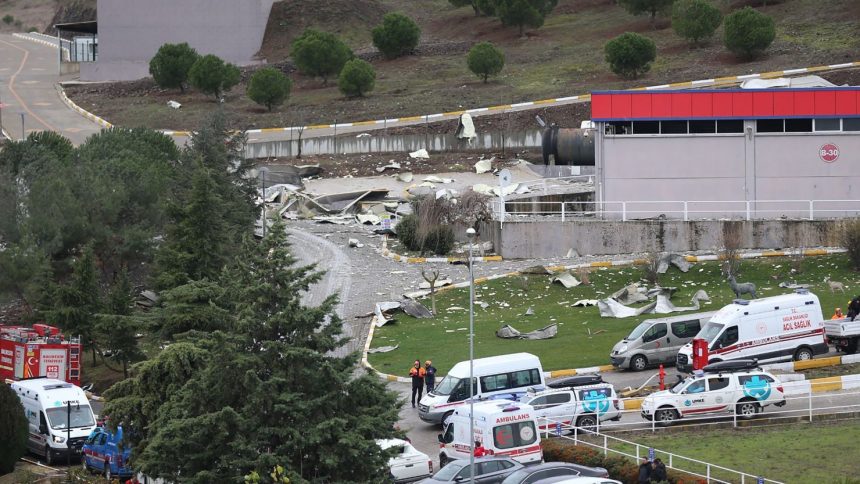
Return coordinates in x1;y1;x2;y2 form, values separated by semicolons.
638;458;652;484
848;296;860;322
651;458;667;482
424;360;437;393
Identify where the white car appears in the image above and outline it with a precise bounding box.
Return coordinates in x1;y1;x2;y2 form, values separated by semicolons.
520;384;622;430
378;439;433;483
640;360;786;425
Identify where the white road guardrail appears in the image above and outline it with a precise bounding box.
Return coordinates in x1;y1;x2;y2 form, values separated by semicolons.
493;199;860;221
537;384;860;483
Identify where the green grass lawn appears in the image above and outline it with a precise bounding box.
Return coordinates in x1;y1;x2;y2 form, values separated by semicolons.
578;422;860;483
369;254;858;375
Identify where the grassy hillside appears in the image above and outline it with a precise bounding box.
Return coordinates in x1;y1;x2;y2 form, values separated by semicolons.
66;0;860;130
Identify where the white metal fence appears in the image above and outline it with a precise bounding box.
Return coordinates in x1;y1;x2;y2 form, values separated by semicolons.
535;385;860;483
492;199;860;221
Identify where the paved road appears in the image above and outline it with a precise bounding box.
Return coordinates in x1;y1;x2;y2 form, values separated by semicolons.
0;34;101;144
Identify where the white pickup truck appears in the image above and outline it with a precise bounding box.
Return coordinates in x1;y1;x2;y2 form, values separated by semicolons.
824;318;860;354
378;439;433;483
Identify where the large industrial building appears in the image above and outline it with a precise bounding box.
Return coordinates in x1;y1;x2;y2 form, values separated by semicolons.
590;86;860;219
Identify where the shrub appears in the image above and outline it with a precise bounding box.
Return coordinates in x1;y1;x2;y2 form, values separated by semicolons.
0;383;28;473
372;13;421;59
422;225;455;255
843;219;860;271
247;67;292;111
495;0;558;36
338;59;376;97
2;15;13;25
149;42;200;92
188;54;241;100
396;214;420;251
672;0;722;45
291;29;353;84
723;6;775;59
604;32;657;79
618;0;676;27
467;41;505;83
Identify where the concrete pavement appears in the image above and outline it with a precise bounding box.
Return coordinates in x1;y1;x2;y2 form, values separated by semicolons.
0;33;101;145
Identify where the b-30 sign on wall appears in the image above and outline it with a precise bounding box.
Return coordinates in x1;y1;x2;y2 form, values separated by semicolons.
819;143;840;163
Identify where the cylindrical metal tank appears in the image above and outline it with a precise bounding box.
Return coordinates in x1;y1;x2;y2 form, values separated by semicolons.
542;126;595;166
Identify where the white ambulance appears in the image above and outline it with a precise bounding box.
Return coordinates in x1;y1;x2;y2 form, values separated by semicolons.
437;400;543;468
12;378;97;465
676;290;829;372
419;353;545;425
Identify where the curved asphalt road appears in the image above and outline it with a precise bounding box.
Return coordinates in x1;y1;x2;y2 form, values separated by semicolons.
0;33;101;144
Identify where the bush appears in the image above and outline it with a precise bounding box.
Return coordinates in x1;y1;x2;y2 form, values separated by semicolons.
396;214;420;251
843;219;860;271
291;29;353;84
149;42;200;92
467;41;505;83
723;6;775;59
2;15;13;25
495;0;558;36
372;13;421;59
247;67;292;111
422;225;456;255
188;54;241;100
0;383;28;473
604;32;657;79
338;59;376;97
672;0;722;45
618;0;676;26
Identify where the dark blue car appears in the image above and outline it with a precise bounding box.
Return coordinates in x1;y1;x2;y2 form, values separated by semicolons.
82;426;133;480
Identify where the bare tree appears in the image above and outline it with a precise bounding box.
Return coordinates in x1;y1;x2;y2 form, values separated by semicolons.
421;268;440;316
789;229;805;274
641;250;661;285
720;222;743;277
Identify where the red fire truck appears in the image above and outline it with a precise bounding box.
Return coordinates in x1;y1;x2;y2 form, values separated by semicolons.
0;324;82;386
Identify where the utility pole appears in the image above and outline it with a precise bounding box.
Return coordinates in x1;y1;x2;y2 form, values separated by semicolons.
20;112;25;140
466;227;476;484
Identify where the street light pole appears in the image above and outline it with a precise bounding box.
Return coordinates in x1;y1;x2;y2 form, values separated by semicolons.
20;112;25;140
466;227;476;484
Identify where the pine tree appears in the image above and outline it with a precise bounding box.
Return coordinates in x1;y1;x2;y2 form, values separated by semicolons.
0;383;28;474
97;269;145;378
46;246;103;364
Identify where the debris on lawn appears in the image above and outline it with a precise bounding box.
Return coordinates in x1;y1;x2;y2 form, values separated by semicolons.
367;344;399;354
401;299;434;319
475;157;494;174
409;148;430;159
551;271;581;288
521;265;552;275
496;323;558;340
657;253;691;273
348;238;364;248
571;299;598;307
397;172;414;183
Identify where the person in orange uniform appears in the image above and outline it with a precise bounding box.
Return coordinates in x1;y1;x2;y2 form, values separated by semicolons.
409;359;426;408
832;307;845;320
473;440;488;457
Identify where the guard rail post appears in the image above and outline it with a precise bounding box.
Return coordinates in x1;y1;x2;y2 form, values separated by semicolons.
603;435;608;456
809;200;814;220
683;201;689;221
636;444;640;461
595;414;600;434
622;202;627;222
651;413;655;432
573;426;578;445
809;390;813;422
707;464;711;482
561;202;566;222
746;201;751;221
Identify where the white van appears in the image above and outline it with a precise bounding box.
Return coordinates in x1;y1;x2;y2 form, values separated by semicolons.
419;353;545;425
676;290;828;372
438;400;543;468
12;378;97;465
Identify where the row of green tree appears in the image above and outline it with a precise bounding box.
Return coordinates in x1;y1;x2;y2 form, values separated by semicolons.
449;0;559;36
0;113;401;481
605;4;777;79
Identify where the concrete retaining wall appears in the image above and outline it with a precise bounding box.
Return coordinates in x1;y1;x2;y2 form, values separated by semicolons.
245;130;543;158
490;219;847;259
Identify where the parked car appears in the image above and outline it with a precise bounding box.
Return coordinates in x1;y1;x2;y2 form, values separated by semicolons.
500;463;610;484
640;359;787;425
530;478;621;484
610;311;715;371
81;426;133;480
519;384;622;431
378;438;433;483
419;457;524;483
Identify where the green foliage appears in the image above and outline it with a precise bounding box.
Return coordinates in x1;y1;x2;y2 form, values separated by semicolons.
290;29;353;84
422;225;456;255
45;246;102;363
396;214;420;251
476;0;497;15
247;67;292;112
843;219;860;271
188;54;241;99
372;13;421;59
2;15;13;25
449;0;482;16
0;383;28;474
723;6;776;59
97;269;144;377
493;0;558;36
152;280;232;339
467;41;505;82
604;32;657;79
672;0;723;45
148;43;200;92
618;0;676;25
104;223;401;482
338;58;376;97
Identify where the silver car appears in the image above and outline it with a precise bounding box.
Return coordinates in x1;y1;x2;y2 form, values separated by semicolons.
609;312;715;371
